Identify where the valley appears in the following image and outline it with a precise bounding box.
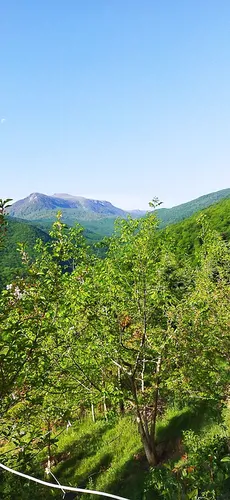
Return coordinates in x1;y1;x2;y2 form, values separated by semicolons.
0;188;230;499
1;188;230;290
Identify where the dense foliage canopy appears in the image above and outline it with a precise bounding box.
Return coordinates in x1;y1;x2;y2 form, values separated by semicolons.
0;202;230;499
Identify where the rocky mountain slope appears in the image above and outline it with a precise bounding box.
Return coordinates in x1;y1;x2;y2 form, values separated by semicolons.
9;189;230;228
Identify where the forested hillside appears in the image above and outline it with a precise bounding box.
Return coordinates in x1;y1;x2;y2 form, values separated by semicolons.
2;194;230;291
0;217;106;290
164;197;230;260
156;187;230;227
8;188;230;230
0;218;50;289
0;200;230;499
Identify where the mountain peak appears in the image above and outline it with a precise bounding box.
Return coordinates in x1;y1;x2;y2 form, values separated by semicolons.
29;193;39;202
8;188;230;227
9;193;127;221
52;193;76;199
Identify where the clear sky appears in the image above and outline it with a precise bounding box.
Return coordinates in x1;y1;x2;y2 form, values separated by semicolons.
1;1;230;209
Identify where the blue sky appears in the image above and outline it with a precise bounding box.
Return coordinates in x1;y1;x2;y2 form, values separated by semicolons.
1;1;230;209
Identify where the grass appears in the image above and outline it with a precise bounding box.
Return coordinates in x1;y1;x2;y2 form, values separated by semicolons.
52;417;143;499
1;404;230;499
33;403;229;500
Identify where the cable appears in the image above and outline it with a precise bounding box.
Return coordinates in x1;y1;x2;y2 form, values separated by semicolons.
47;468;65;495
0;462;130;500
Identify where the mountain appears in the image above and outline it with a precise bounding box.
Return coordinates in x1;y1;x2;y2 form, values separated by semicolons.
9;189;230;231
2;189;230;289
9;193;127;221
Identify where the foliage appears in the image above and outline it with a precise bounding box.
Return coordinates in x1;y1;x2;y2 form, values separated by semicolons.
3;194;230;291
164;198;230;262
0;199;12;247
0;218;50;289
156;188;230;228
144;423;230;499
0;200;230;498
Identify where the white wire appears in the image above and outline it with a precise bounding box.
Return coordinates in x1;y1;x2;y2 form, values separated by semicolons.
47;468;65;495
0;462;130;500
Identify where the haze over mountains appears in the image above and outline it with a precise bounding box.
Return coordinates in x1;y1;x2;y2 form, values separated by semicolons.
9;192;129;220
2;187;230;291
9;188;230;229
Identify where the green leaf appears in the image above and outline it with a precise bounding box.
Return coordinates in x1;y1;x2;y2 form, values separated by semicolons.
187;489;198;499
221;456;230;463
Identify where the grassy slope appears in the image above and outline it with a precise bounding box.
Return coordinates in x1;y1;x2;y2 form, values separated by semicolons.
51;407;228;499
3;404;228;500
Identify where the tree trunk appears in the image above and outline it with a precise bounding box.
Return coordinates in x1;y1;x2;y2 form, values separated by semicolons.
142;439;158;467
130;375;158;466
91;402;95;423
118;366;125;415
47;419;51;472
150;356;161;443
138;416;158;466
102;372;108;421
103;395;108;421
141;356;145;392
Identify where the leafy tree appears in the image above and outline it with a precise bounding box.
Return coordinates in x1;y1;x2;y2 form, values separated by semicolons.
169;219;230;404
63;214;192;465
1;205;230;482
0;198;12;247
0;215;92;467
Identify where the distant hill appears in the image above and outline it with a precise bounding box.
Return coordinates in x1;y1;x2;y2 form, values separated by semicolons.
2;189;230;288
9;189;230;233
156;188;230;227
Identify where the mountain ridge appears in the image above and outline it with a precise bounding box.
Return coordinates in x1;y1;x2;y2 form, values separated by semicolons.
2;188;230;290
8;188;230;228
9;192;128;220
156;187;230;227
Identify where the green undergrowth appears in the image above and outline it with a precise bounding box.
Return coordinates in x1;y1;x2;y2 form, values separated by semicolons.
1;405;230;499
52;416;142;499
43;405;230;499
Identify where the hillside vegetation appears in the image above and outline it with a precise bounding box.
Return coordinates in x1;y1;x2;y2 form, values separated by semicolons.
164;197;230;260
2;192;230;291
156;187;230;227
0;217;108;290
8;188;230;229
0;199;230;499
0;218;50;289
2;407;230;499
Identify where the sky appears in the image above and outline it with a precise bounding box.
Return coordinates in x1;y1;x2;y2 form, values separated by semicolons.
1;1;230;210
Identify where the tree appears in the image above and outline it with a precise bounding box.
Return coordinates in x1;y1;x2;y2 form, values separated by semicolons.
66;214;190;465
0;198;12;247
0;215;92;465
169;221;230;403
1;207;229;473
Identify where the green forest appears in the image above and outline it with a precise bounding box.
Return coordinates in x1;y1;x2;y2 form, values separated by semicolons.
0;198;230;499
